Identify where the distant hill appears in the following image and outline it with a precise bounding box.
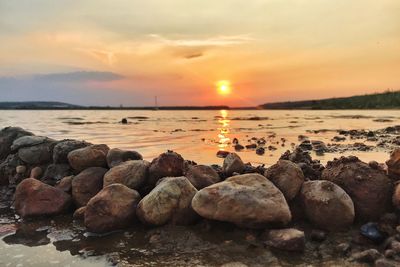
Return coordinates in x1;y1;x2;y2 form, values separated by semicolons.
0;101;82;109
260;91;400;109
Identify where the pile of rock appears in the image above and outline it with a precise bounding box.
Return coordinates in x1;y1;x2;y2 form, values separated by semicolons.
2;126;400;266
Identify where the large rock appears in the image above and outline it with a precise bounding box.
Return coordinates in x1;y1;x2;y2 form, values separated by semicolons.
223;153;245;176
71;167;107;207
53;139;91;164
322;156;392;221
192;173;291;228
148;151;184;186
13;136;57;165
137;176;198;226
263;228;305;252
300;180;355;230
264;160;304;201
103;160;149;189
68;144;109;172
106;148;143;168
14;178;71;217
0;127;33;160
185;164;221;189
84;184;141;233
386;148;400;180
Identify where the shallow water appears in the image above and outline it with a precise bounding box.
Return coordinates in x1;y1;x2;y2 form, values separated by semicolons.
0;109;398;165
0;109;396;266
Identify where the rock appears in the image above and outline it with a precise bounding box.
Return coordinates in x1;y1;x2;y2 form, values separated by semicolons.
30;167;43;179
392;183;400;210
256;147;265;155
192;173;291;228
16;165;26;174
322;156;392;221
375;258;399;267
360;222;385;243
336;242;351;255
223;153;245;176
234;144;244;151
217;150;230;158
0;127;33;160
42;164;73;183
53;139;91;164
0;153;24;185
55;176;73;193
11;136;52;151
386;148;400;180
300;180;355;230
264;160;304;201
71;167;107;207
103;160;149;189
84;184;141;233
68;144;109;172
106;148;143;168
137;176;198;226
148;151;184;186
121;118;128;124
73;206;86;220
264;228;305;252
310;229;327;242
184;164;221;189
350;249;381;263
17;140;56;165
14;178;71;217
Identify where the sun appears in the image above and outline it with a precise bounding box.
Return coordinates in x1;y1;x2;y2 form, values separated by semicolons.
216;80;231;95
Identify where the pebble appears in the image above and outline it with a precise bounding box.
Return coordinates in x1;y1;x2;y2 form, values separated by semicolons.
217;151;230;158
350;249;381;263
360;222;385;243
16;165;26;174
121;118;128;124
256;147;265;155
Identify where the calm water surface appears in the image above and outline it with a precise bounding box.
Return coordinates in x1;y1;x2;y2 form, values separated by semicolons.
0;109;397;266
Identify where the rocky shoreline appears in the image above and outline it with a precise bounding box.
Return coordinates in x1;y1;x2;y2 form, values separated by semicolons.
1;126;400;266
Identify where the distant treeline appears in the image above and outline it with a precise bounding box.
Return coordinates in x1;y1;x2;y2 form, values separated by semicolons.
260;91;400;109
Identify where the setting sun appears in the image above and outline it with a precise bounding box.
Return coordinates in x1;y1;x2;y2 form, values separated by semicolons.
217;80;231;95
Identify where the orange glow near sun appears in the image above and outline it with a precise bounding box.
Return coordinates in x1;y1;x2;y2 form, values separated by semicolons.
216;80;231;95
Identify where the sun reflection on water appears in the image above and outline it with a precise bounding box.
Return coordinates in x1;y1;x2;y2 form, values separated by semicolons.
217;109;230;150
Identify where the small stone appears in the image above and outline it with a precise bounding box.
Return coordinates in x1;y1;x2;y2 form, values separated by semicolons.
217;150;229;158
223;153;245;176
336;242;351;254
121;118;128;124
384;249;395;258
310;229;327;242
264;228;305;252
350;249;381;263
30;167;43;179
375;258;399;267
73;206;86;220
256;147;265;155
360;222;385;243
16;165;26;174
234;144;244;151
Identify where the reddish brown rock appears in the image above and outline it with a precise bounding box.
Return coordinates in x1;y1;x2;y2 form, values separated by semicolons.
392;183;400;210
67;144;109;172
322;156;392;221
71;167;107;207
84;184;141;233
14;178;71;217
148;151;184;186
264;160;304;201
223;153;245;176
106;148;143;168
185;164;221;189
55;176;73;193
73;206;86;220
300;180;355;230
103;160;149;189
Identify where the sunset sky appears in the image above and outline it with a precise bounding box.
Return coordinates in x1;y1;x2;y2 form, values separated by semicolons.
0;0;399;106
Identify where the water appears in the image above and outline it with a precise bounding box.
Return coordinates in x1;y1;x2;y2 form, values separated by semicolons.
0;109;397;266
0;109;398;165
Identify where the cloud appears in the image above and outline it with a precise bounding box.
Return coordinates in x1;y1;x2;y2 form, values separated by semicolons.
33;71;124;82
148;34;254;47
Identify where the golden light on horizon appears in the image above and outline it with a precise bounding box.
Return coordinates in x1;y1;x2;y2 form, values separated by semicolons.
217;80;231;95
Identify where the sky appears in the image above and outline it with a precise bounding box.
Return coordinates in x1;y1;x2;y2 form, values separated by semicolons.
0;0;399;106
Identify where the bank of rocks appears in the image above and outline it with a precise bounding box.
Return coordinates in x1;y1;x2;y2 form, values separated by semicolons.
1;126;400;266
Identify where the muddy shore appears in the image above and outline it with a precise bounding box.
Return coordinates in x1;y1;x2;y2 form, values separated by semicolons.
1;126;400;266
